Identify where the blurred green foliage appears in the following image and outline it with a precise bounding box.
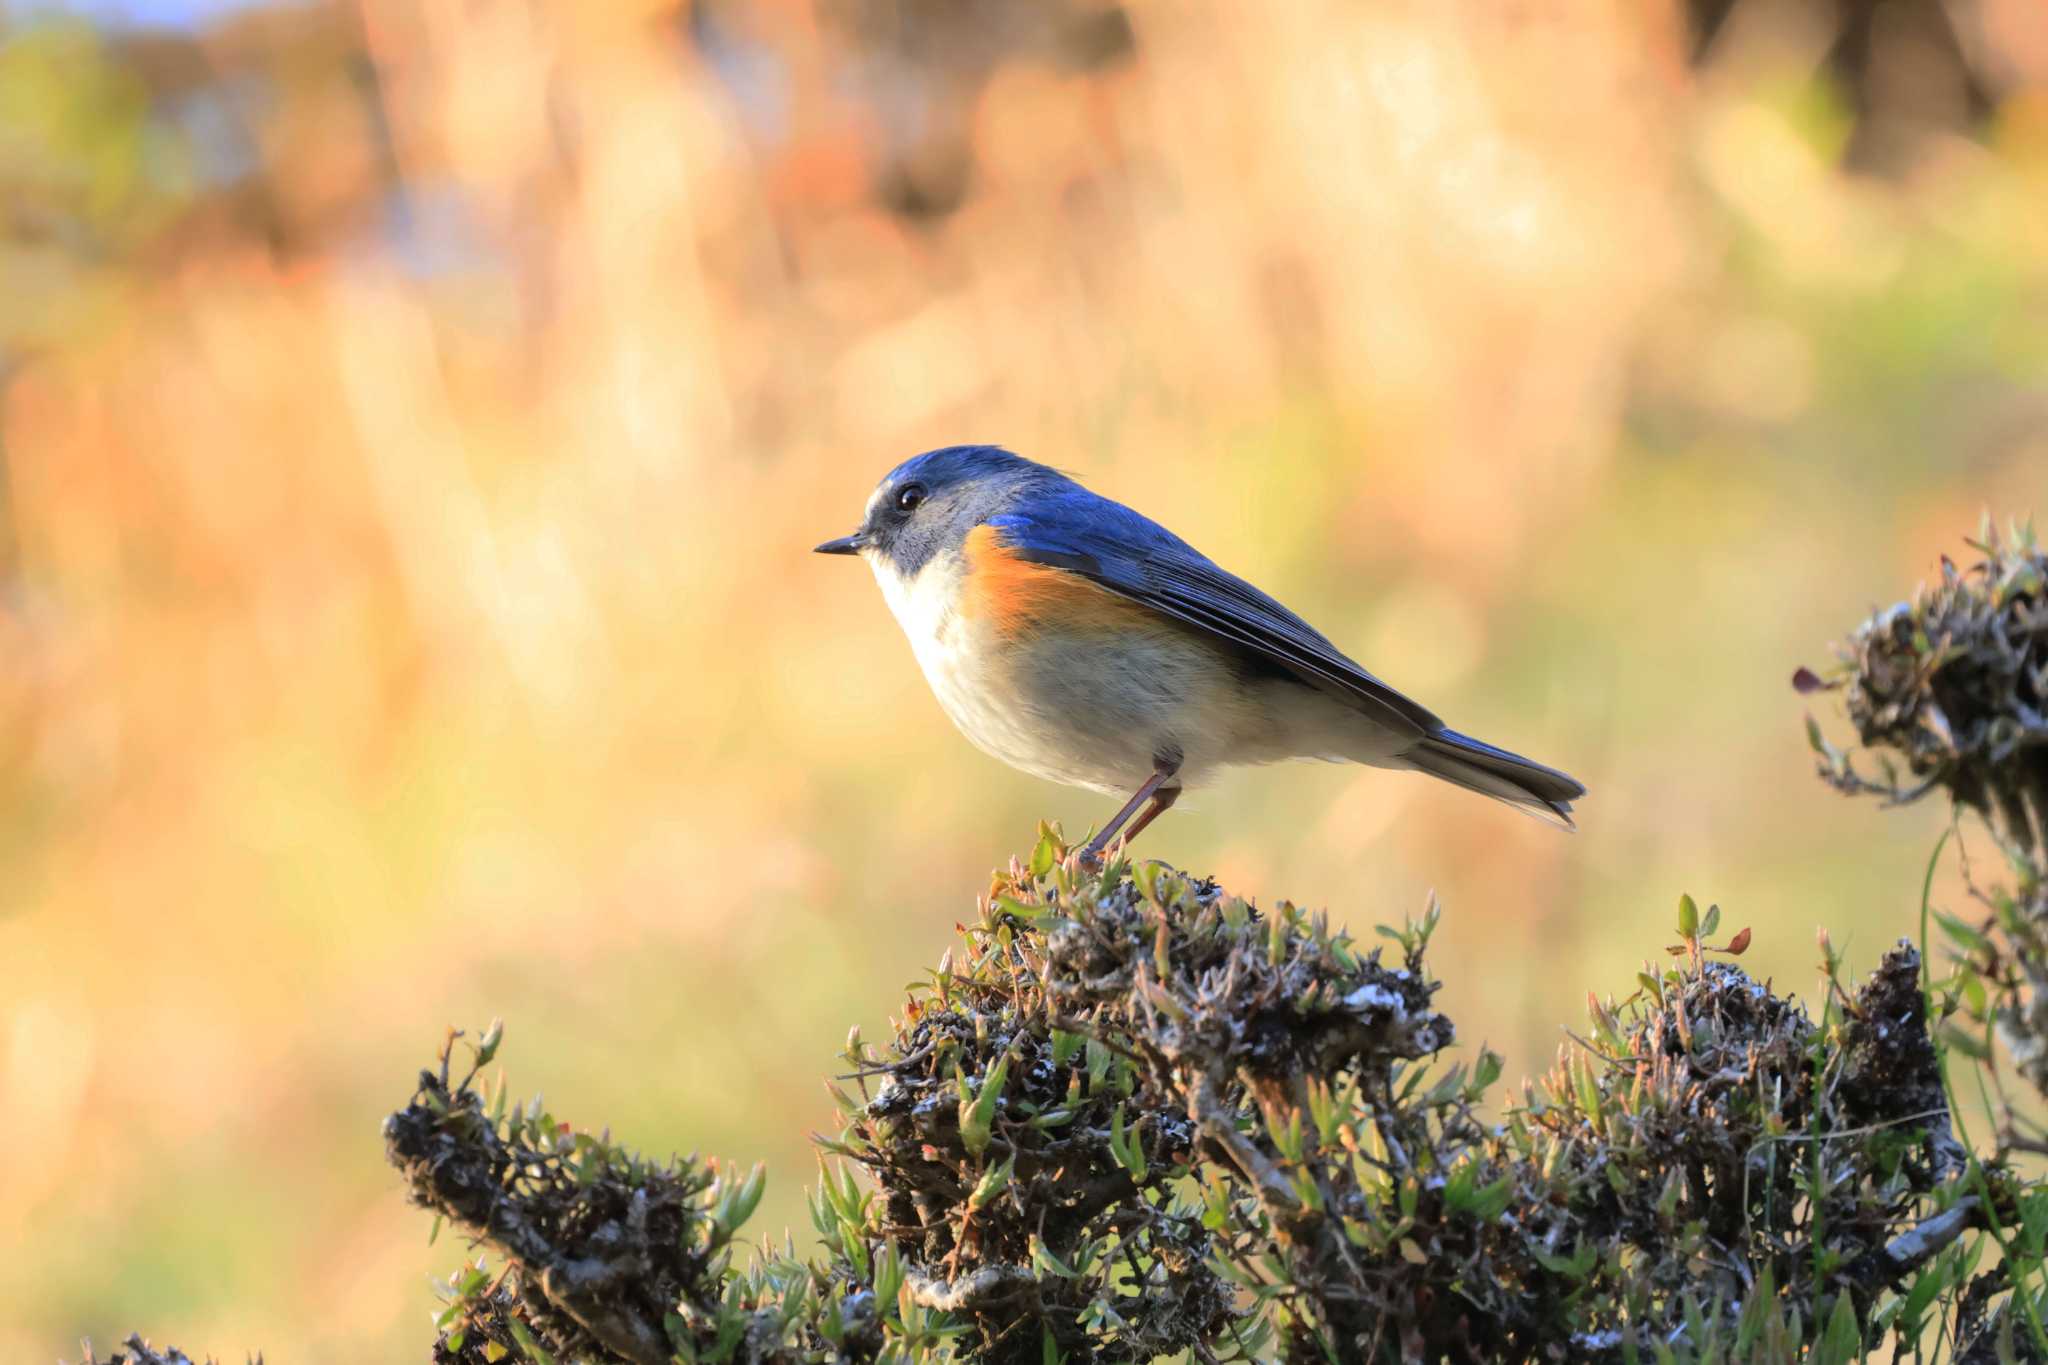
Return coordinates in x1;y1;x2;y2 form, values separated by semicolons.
0;20;190;347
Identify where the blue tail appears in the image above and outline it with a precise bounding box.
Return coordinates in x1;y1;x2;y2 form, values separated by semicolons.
1403;728;1585;829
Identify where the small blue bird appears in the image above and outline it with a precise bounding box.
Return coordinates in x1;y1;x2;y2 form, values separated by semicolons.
816;446;1584;860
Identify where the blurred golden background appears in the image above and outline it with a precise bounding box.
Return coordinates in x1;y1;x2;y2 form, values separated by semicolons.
2;0;2045;1358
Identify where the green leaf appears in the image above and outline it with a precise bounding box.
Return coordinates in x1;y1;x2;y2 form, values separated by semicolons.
873;1240;904;1308
1472;1049;1503;1093
508;1320;556;1365
1031;1235;1079;1279
959;1051;1010;1158
1029;832;1057;878
969;1153;1016;1210
1677;893;1699;940
475;1018;504;1067
1934;911;1991;957
1110;1102;1149;1182
1817;1292;1859;1365
713;1161;767;1239
1471;1174;1514;1222
1443;1159;1476;1215
1533;1238;1596;1280
1133;859;1163;903
994;894;1047;927
1655;1167;1683;1219
1941;1024;1991;1060
1898;1266;1942;1333
1085;1037;1111;1095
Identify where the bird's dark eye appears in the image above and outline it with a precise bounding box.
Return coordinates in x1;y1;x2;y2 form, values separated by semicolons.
895;483;928;514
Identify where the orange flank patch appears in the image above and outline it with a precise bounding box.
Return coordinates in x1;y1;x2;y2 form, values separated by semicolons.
960;523;1146;638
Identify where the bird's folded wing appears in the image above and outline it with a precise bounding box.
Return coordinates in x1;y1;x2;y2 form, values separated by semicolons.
985;510;1442;740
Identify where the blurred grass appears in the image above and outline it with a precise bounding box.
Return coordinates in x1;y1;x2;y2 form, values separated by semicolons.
2;0;2046;1360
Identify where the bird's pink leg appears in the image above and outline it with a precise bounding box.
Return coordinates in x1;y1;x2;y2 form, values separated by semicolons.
1117;784;1182;848
1079;754;1183;864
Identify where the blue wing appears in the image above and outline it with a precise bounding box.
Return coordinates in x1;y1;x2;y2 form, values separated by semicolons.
985;495;1444;741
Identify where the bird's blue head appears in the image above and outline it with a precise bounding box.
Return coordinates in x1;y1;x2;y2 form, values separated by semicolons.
814;445;1063;580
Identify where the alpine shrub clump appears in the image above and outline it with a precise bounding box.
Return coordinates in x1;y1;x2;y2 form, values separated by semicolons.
384;824;2047;1362
385;1025;890;1365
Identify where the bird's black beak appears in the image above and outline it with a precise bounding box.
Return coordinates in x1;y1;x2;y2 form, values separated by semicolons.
814;533;864;556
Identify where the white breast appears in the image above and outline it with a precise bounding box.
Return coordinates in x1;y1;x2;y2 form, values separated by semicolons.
867;548;1105;787
871;549;968;686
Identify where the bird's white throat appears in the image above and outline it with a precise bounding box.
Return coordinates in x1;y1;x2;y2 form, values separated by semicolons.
868;547;967;681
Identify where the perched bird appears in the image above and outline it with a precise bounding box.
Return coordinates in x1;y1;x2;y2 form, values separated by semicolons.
816;446;1584;859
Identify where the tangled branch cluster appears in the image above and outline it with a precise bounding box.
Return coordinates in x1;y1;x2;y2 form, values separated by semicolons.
1806;523;2048;1104
823;870;1243;1361
385;1024;864;1365
1805;520;2048;849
